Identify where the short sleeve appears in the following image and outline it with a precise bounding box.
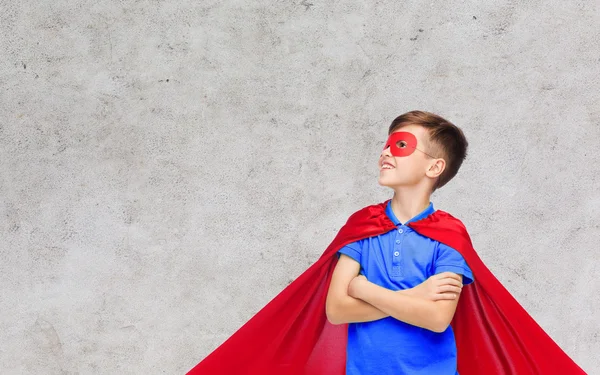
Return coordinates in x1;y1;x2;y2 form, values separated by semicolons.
337;240;362;265
434;243;474;285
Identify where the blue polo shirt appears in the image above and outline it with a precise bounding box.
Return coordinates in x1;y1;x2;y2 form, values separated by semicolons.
338;200;474;375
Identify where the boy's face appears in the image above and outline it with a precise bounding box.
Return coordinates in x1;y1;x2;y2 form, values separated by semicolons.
378;124;443;189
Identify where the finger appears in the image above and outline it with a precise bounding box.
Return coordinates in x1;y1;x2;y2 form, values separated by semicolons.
439;285;462;294
439;283;462;291
436;278;463;287
435;272;461;280
433;292;458;300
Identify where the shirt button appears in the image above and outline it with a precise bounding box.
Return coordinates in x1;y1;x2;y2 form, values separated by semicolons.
394;251;400;256
398;228;403;233
395;240;401;244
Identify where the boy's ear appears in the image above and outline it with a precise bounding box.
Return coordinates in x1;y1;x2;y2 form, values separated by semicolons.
426;158;446;179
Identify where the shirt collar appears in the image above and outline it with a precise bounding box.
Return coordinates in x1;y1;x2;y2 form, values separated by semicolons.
385;199;435;226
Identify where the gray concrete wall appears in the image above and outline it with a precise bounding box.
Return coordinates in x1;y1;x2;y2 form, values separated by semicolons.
1;0;598;373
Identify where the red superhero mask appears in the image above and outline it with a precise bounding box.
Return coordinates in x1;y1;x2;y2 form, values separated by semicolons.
382;131;419;157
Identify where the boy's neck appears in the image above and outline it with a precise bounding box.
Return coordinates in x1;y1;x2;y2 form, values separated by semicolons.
390;188;432;224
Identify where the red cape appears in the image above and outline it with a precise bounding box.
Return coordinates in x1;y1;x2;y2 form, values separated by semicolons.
188;200;586;374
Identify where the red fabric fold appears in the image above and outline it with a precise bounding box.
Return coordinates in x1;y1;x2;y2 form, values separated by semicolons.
188;200;586;375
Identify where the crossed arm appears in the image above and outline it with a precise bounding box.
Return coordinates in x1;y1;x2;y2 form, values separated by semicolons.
325;254;464;333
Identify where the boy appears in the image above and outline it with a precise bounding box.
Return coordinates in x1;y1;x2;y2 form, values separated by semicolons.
187;111;586;375
326;110;473;374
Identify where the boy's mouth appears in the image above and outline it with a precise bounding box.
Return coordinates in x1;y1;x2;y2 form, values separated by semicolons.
381;162;395;170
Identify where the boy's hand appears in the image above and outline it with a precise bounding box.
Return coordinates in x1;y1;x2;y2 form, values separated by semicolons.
409;272;463;301
348;275;369;299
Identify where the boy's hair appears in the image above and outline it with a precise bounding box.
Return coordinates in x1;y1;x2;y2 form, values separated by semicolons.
388;110;468;192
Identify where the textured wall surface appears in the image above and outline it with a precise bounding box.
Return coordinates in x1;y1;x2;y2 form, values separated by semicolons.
1;0;599;374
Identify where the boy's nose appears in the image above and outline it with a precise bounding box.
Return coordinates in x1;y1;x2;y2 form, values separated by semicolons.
381;145;392;157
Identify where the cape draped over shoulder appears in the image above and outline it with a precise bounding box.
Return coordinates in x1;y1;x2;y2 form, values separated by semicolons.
187;199;586;375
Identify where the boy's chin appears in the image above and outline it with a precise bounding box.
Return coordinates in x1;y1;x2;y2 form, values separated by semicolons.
377;177;415;189
378;177;402;188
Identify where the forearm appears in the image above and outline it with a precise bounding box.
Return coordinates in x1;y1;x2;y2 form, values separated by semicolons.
355;281;446;332
327;288;417;325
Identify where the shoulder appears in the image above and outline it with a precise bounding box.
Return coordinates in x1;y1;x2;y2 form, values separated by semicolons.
432;209;468;229
421;209;471;238
330;200;390;249
410;209;476;255
436;241;462;255
345;200;389;225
